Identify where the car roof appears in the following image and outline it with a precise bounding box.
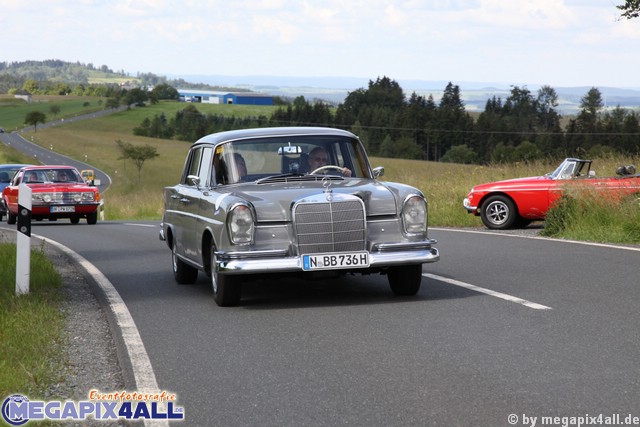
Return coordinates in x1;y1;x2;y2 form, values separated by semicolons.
20;165;78;170
0;164;33;169
194;126;358;146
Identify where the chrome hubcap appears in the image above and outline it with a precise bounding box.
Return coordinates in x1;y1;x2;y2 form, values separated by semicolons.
487;201;509;225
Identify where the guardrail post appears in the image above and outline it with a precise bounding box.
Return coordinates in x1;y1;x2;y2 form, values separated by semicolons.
16;183;32;295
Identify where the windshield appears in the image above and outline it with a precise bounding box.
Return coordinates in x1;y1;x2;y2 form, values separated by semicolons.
22;168;83;184
212;135;371;185
547;159;577;180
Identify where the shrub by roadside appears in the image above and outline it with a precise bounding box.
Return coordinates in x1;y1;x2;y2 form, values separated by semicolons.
541;192;640;244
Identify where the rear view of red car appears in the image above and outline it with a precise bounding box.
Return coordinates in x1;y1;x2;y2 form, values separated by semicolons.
1;165;101;225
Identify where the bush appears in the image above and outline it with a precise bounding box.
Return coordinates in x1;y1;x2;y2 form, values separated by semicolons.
542;190;640;244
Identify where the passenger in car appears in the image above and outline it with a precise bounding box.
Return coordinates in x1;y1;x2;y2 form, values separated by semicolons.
217;153;247;184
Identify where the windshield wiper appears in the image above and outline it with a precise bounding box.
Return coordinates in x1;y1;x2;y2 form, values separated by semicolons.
255;173;304;184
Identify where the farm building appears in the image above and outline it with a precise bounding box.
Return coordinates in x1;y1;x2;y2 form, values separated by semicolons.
177;89;273;105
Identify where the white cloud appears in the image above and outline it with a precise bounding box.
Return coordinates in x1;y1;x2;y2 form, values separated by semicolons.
0;0;638;87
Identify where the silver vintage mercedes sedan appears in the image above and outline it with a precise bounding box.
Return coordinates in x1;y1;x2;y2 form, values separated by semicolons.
160;127;439;306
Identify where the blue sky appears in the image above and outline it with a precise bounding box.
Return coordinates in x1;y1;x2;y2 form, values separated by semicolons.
2;0;639;88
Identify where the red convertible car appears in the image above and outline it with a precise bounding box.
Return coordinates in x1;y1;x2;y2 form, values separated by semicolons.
463;158;640;229
2;165;101;225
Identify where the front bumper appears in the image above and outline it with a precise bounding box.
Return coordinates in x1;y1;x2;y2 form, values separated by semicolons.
215;240;439;275
463;197;478;214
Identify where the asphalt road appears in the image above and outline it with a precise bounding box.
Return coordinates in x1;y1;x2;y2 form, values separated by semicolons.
4;220;639;426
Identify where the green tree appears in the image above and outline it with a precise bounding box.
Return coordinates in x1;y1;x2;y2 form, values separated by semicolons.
565;87;604;154
23;79;39;94
617;0;640;19
115;139;159;182
49;104;61;118
105;98;120;110
24;111;46;132
441;144;479;164
432;82;474;161
149;83;179;101
123;88;148;108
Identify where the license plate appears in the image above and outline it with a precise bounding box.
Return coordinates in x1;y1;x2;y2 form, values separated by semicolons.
302;252;369;271
51;206;75;213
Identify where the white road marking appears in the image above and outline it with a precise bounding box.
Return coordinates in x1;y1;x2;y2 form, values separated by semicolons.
431;227;640;252
123;222;158;228
423;273;553;310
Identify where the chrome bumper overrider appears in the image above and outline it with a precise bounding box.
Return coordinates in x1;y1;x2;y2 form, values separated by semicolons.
463;198;477;213
216;240;439;274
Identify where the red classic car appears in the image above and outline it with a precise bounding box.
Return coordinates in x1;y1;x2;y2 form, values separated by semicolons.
463;158;640;229
2;165;101;225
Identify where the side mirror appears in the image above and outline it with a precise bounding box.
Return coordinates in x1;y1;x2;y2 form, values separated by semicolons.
187;175;200;187
589;170;596;177
372;166;384;178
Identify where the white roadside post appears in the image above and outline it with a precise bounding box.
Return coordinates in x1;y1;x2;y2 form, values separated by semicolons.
16;183;32;295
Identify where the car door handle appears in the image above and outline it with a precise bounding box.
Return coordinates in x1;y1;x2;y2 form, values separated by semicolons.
171;195;179;199
180;198;190;204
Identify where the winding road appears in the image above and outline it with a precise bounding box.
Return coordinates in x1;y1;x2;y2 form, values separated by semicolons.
2;220;639;426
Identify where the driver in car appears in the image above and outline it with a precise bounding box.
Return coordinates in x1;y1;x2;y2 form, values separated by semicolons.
307;146;352;177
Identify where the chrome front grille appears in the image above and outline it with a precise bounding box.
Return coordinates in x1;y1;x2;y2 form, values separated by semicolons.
294;199;366;254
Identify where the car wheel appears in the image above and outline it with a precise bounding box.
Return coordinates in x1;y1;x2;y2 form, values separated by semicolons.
87;212;98;225
7;211;16;225
388;264;422;296
172;240;198;284
0;213;3;221
70;216;80;224
211;250;242;307
480;195;517;230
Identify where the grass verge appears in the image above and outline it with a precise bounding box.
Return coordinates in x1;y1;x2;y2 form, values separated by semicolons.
542;191;640;244
0;239;66;399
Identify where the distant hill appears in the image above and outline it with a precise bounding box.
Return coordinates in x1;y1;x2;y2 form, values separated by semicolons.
3;60;640;114
168;73;640;114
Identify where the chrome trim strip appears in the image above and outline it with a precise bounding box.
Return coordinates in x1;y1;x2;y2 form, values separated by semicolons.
372;240;437;252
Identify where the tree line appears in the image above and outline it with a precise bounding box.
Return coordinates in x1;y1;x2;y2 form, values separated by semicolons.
134;77;640;164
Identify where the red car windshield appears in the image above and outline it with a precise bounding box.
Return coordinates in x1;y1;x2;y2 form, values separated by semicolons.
22;169;83;184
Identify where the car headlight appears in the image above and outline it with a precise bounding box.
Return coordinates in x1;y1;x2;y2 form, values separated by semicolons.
32;193;58;203
402;195;427;235
227;204;254;244
81;192;95;201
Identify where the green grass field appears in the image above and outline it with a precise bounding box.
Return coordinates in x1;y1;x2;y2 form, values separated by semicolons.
0;95;109;131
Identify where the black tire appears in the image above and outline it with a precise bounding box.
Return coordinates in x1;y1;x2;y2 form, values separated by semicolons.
86;212;98;225
211;250;242;306
0;213;3;221
480;195;517;230
7;211;16;225
70;216;80;224
172;239;198;284
388;264;423;296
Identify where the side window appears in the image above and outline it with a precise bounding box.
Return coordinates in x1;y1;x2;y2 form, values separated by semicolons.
198;148;213;186
182;147;203;185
